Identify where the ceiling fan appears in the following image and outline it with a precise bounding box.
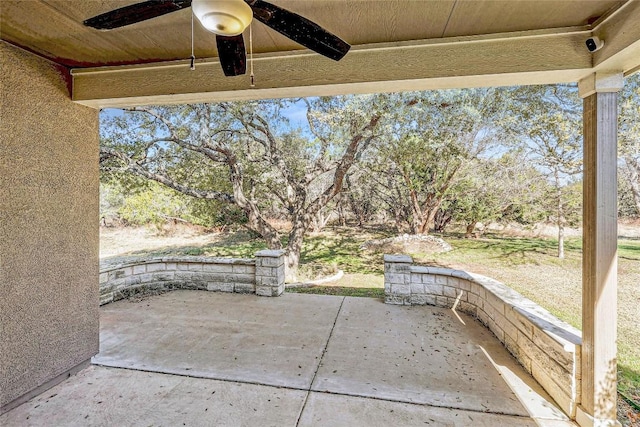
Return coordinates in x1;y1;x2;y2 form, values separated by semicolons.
83;0;351;77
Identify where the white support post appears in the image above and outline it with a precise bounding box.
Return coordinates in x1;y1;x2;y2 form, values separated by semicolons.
576;72;624;427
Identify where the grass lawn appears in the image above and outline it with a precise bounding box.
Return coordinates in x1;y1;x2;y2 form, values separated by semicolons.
100;225;640;412
415;234;640;402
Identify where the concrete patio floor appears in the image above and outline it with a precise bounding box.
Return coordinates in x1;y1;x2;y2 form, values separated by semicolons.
1;290;577;426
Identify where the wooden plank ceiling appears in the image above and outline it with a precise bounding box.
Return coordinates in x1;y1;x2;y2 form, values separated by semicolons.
0;0;626;68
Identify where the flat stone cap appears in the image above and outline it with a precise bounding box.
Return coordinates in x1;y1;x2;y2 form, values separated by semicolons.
383;254;413;263
255;249;286;257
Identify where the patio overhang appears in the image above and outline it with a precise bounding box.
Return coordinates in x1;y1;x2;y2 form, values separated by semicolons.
69;3;640;107
2;1;640;426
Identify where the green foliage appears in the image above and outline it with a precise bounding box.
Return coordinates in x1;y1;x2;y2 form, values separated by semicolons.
100;181;125;218
619;174;639;218
362;88;515;233
286;286;384;298
117;182;188;226
99;97;384;274
618;73;640;217
100;82;639;241
300;232;386;275
558;181;583;227
100;180;244;228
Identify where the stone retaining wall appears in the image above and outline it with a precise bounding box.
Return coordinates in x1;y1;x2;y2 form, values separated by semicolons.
100;250;286;305
384;254;582;421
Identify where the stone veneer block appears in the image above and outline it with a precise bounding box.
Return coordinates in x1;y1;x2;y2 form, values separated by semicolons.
443;286;458;298
232;265;253;274
532;329;578;368
392;284;411;296
421;274;435;284
256;257;284;268
410;283;425;294
434;296;450;307
422;267;446;276
255;266;274;277
256;275;280;286
133;265;146;274
256;286;273;297
146;263;165;272
531;359;576;417
230;274;254;284
254;249;286;297
202;264;233;273
447;277;460;288
385;273;407;284
234;283;255;294
484;291;505;316
509;307;535;339
410;294;429;305
383;254;413;263
495;311;518;343
208;282;234;293
152;272;174;282
384;295;405;305
275;283;285;296
456;301;476;316
434;275;447;285
424;284;443;296
99;255;269;304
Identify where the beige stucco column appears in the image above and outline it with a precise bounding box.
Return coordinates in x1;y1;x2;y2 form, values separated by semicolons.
0;42;99;413
576;72;624;427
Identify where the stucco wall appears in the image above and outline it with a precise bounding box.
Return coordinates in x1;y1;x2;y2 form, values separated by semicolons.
0;42;99;411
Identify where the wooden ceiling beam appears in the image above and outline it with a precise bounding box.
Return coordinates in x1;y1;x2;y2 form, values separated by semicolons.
71;29;593;108
592;0;640;76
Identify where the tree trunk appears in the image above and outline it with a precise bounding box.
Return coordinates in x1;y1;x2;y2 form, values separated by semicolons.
285;250;300;283
555;171;565;259
626;160;640;216
465;222;477;238
417;199;442;235
285;219;308;282
338;204;347;226
393;208;404;233
558;220;565;259
410;212;425;234
433;209;453;233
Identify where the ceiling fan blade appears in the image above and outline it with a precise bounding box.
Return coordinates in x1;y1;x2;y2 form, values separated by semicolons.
84;0;192;30
248;0;350;61
216;34;247;76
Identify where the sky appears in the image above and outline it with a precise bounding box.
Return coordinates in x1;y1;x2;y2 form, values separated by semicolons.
100;97;311;129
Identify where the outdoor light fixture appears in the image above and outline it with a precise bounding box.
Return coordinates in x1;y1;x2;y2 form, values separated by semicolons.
192;0;253;36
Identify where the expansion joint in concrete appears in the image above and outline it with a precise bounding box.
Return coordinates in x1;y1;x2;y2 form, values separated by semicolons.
295;296;346;426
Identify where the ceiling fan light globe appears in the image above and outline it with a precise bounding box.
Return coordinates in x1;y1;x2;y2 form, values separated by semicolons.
192;0;253;36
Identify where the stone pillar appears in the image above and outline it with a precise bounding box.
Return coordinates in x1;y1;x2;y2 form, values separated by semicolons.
255;250;286;297
576;72;623;427
383;254;413;305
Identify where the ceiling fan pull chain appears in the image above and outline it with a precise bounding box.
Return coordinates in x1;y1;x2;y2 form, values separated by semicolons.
190;11;196;70
249;23;255;87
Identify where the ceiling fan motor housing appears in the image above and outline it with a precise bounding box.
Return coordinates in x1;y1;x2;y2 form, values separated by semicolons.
192;0;253;36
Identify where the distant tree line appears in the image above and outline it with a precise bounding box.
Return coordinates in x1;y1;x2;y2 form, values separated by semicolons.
100;74;640;275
